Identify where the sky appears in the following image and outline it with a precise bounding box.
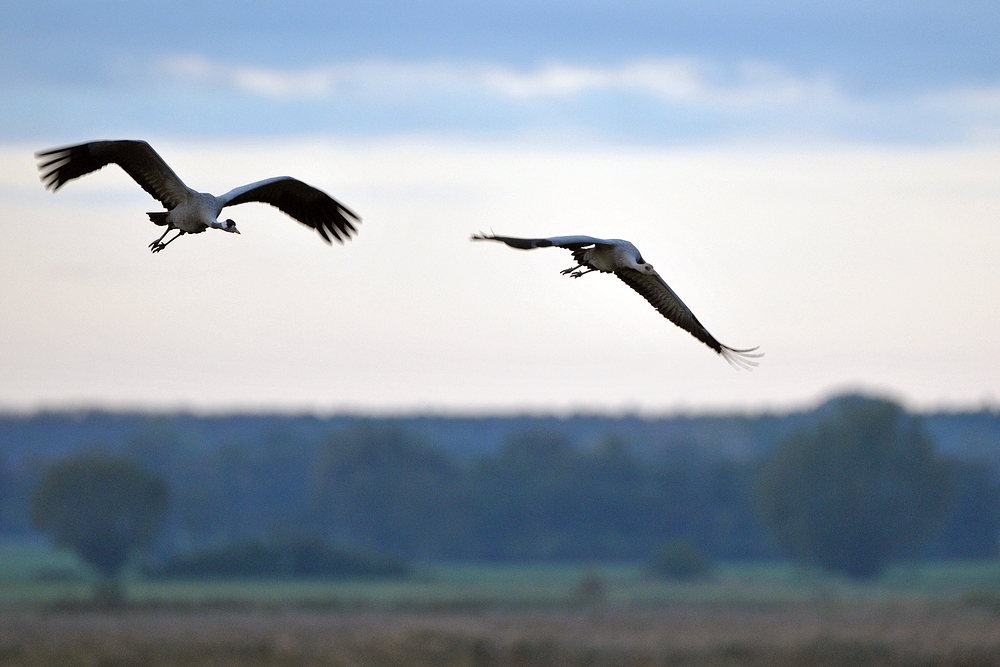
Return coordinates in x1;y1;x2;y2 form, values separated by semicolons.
1;1;1000;414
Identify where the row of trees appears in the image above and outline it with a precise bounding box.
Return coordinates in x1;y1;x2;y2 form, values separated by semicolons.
23;396;1000;592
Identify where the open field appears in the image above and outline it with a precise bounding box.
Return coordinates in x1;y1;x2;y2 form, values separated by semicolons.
5;541;1000;609
3;604;1000;667
5;543;1000;665
7;561;1000;609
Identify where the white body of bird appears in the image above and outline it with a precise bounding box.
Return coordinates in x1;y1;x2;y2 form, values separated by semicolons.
570;238;647;274
166;190;230;234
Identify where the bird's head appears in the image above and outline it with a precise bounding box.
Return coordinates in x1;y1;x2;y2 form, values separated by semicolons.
223;219;240;234
633;255;655;274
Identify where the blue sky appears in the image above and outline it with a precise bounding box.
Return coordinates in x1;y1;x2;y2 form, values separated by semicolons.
3;2;1000;413
3;1;999;143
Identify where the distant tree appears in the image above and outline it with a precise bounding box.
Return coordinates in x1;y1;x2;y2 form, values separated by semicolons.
31;454;169;603
314;425;460;558
922;460;1000;559
757;396;952;579
204;436;317;542
464;431;583;560
0;455;12;532
462;432;670;561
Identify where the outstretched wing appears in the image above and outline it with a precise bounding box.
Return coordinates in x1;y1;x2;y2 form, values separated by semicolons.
615;268;762;370
35;140;193;210
219;177;360;244
470;233;613;250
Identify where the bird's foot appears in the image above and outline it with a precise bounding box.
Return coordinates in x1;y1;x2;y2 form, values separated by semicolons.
150;229;184;252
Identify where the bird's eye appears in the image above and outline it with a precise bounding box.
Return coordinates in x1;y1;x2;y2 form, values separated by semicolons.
636;258;645;265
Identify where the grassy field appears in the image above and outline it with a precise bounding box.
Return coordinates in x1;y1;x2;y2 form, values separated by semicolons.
5;542;1000;665
4;539;1000;609
0;543;1000;610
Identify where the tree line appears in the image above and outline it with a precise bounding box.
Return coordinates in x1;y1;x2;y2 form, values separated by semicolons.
11;395;1000;591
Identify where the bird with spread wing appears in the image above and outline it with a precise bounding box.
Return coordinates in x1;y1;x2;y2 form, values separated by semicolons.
36;140;359;252
472;233;762;369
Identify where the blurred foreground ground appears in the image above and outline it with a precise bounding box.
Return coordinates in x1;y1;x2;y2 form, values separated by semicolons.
6;543;1000;665
3;603;1000;667
3;566;1000;663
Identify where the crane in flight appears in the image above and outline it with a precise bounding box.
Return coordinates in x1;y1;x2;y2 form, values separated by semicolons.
36;140;359;252
472;233;762;369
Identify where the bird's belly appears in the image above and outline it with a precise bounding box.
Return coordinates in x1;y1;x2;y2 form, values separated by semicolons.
165;206;211;233
586;248;618;273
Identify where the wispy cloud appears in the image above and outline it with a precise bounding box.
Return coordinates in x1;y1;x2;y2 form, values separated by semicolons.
160;56;841;110
150;55;1000;143
7;54;998;144
483;60;839;108
925;86;1000;114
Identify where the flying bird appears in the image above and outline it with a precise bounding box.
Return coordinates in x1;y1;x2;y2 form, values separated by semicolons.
471;233;762;369
36;140;360;252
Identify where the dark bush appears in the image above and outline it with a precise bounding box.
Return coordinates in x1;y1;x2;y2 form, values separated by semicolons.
649;539;713;580
150;538;410;579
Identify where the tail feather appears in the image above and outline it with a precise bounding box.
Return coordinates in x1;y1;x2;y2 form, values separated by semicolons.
147;211;168;226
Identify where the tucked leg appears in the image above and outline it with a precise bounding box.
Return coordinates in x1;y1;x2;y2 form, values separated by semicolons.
560;264;586;275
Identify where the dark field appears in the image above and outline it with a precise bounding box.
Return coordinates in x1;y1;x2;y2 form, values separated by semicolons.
3;603;1000;667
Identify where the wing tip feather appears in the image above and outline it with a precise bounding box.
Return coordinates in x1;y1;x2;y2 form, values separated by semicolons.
720;345;764;371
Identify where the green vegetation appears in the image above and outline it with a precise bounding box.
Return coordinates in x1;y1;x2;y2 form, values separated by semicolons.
3;540;1000;609
314;425;460;558
758;396;953;578
0;540;91;582
30;454;168;603
649;538;714;580
150;538;410;580
0;397;1000;576
4;398;1000;665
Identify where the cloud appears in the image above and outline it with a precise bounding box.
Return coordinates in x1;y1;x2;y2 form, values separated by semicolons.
146;55;1000;144
164;56;334;99
483;60;839;108
160;55;841;110
8;54;999;144
925;86;1000;114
